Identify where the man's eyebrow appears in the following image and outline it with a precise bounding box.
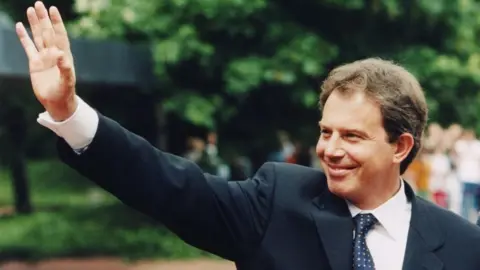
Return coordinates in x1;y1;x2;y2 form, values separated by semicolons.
346;129;369;137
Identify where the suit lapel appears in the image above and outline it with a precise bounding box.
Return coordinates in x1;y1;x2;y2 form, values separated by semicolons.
311;190;354;270
402;182;444;270
311;181;445;270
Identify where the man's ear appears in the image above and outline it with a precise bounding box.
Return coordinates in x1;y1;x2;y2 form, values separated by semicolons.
392;133;414;165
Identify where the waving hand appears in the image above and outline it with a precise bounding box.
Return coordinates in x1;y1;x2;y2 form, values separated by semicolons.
16;1;77;121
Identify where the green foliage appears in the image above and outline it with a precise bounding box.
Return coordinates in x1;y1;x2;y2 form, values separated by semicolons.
0;205;212;261
68;0;337;129
0;160;214;261
66;0;480;134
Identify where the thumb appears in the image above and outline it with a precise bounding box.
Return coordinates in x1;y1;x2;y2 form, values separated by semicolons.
56;51;71;72
56;51;75;86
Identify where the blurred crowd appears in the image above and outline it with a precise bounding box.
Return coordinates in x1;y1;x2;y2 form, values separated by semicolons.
404;123;480;223
183;131;254;180
182;131;319;181
183;124;480;223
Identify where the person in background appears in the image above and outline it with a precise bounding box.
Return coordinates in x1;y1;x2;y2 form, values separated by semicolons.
184;137;205;163
427;138;451;208
286;141;311;167
444;124;463;215
454;129;480;222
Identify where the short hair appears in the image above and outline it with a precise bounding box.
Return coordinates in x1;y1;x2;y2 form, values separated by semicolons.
319;58;428;174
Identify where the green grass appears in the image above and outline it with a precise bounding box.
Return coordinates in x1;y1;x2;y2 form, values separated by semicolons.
0;160;215;262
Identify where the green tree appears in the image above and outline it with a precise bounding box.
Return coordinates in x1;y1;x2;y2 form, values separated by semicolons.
68;0;337;131
69;0;480;144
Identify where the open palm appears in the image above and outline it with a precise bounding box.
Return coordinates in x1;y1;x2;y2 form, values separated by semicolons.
16;1;76;120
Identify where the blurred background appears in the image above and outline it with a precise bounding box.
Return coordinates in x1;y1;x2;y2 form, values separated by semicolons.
0;0;480;269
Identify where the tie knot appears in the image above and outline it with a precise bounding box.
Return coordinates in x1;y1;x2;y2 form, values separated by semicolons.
354;213;377;233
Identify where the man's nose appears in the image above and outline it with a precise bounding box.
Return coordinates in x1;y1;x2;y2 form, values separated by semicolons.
324;136;345;158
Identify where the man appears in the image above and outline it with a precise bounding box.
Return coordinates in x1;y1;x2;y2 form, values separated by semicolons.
15;2;480;270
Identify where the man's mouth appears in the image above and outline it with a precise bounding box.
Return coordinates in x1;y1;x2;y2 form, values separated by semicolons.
326;165;357;178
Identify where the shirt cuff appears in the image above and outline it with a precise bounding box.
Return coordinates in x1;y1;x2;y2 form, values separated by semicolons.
37;96;99;151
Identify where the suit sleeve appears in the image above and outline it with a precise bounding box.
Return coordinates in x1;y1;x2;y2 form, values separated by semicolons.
56;113;276;260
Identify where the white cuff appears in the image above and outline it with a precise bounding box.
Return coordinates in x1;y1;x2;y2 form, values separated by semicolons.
37;96;99;150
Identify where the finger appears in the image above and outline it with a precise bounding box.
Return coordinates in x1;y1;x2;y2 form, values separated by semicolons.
26;6;44;50
49;6;70;51
41;26;55;49
15;22;38;60
34;1;55;48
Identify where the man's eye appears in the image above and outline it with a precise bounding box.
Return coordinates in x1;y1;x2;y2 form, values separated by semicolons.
344;133;360;140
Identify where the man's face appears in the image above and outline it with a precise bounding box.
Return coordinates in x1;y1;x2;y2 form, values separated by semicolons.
316;90;398;205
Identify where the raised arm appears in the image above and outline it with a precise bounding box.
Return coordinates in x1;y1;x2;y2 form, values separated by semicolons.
16;1;275;260
55;106;276;260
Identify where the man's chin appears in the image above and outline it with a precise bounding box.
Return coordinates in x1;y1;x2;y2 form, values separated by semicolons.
325;173;357;198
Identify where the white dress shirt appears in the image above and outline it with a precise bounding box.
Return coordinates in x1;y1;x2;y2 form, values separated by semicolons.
37;96;413;269
347;180;412;270
37;96;99;150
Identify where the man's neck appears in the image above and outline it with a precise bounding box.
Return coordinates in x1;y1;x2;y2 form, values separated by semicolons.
351;178;402;210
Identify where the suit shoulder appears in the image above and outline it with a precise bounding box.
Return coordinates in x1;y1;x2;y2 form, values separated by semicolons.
419;198;480;237
264;162;327;205
266;162;326;185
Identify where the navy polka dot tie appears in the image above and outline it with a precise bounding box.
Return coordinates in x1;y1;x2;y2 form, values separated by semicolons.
353;213;377;269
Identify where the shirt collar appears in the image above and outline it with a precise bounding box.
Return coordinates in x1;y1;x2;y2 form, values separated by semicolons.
347;179;411;241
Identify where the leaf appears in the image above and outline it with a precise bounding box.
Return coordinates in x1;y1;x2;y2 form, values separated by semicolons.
154;39;181;64
163;92;220;129
225;57;265;94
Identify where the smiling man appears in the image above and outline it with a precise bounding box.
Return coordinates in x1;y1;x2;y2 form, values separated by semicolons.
15;2;480;270
317;61;425;211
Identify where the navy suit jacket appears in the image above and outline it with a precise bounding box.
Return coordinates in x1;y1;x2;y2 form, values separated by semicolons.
57;114;480;270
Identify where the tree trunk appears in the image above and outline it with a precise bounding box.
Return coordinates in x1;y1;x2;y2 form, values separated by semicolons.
10;151;31;214
6;106;32;214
